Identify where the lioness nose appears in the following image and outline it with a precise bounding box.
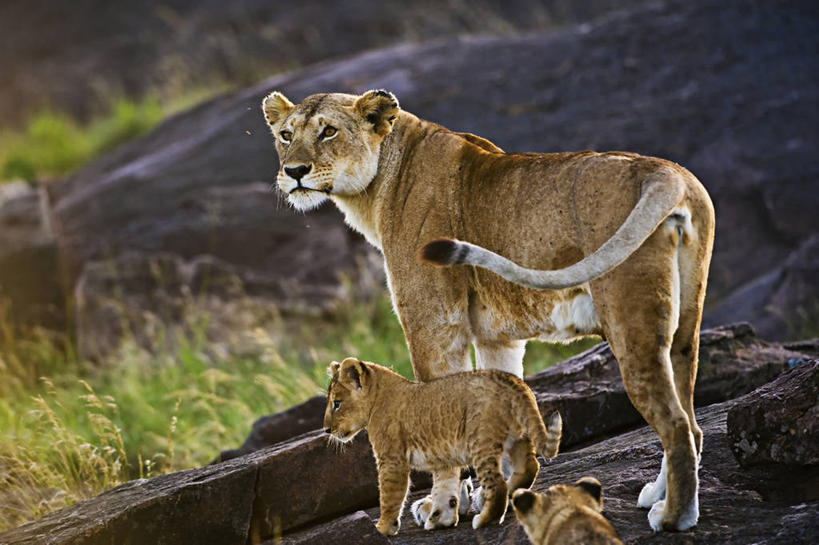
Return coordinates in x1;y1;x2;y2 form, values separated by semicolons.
284;164;311;182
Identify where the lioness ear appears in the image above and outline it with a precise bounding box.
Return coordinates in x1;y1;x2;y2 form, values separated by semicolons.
575;477;603;509
262;91;295;127
340;357;370;390
354;89;400;136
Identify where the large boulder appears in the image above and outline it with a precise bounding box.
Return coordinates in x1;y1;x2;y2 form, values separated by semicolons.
0;0;642;126
0;182;62;327
35;0;818;349
0;429;378;545
727;359;818;467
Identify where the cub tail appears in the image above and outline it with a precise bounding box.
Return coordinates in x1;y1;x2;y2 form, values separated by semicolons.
533;410;562;460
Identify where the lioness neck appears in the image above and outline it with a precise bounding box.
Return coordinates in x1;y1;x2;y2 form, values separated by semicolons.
331;112;460;251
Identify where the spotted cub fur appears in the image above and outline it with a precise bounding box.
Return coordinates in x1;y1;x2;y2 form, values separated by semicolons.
512;477;624;545
324;357;562;535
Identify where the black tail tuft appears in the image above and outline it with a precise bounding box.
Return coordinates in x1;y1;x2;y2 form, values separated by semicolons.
419;238;459;265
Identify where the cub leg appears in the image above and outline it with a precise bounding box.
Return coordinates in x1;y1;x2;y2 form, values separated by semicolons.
504;437;539;494
471;447;508;529
375;457;411;536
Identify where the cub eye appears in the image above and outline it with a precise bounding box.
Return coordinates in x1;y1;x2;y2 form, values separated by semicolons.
332;400;341;410
432;510;441;518
449;497;457;508
279;130;292;143
320;125;337;139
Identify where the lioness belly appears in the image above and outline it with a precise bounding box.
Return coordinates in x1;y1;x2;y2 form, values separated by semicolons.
470;284;602;343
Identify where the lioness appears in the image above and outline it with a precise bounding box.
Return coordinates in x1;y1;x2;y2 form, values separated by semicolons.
512;477;625;545
324;357;562;535
262;89;714;532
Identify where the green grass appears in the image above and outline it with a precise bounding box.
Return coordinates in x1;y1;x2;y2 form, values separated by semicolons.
0;84;232;184
0;291;597;532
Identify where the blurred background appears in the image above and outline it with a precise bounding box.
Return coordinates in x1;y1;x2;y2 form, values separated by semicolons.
0;0;817;532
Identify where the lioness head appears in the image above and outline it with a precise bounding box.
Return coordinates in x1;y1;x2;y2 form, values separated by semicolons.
512;477;604;538
324;357;374;442
261;90;400;211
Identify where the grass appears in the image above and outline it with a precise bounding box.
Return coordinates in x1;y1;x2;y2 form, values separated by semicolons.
0;290;597;532
0;84;232;185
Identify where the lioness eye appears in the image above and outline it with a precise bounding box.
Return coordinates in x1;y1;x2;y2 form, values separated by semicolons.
333;400;341;410
321;126;337;139
280;130;292;142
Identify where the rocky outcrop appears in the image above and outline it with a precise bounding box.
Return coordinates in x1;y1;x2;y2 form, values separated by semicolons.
2;324;817;544
0;430;377;545
727;359;818;467
0;182;61;327
2;0;816;345
383;400;819;545
0;0;642;126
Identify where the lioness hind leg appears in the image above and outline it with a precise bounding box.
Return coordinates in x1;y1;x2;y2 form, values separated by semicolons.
592;230;699;532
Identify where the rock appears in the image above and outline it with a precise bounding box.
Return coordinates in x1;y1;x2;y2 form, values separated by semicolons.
73;250;373;360
727;359;819;467
704;236;819;342
271;511;389;545
0;429;378;545
0;461;258;545
215;395;327;463
382;400;819;544
0;182;62;327
0;0;642;126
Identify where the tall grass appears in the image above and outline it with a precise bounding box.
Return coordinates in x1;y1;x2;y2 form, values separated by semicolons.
0;291;596;532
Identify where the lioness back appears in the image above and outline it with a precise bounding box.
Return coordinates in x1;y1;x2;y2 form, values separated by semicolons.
324;357;562;534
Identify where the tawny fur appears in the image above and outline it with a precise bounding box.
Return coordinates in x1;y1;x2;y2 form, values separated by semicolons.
324;357;562;535
263;90;715;532
512;477;624;545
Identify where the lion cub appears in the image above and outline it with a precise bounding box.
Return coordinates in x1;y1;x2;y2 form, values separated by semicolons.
324;357;562;535
512;477;624;545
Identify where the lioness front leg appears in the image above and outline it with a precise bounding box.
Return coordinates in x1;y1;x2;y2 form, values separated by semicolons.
375;458;410;535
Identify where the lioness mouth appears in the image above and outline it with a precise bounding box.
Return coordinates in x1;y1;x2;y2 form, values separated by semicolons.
289;186;331;195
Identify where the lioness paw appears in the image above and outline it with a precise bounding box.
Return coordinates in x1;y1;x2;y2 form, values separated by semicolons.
647;496;699;532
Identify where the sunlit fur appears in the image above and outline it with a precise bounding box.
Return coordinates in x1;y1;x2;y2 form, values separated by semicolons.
264;90;715;532
512;477;624;545
324;358;562;535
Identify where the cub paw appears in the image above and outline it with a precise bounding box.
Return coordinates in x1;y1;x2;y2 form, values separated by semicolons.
470;486;485;514
459;477;474;515
376;517;400;536
410;496;432;527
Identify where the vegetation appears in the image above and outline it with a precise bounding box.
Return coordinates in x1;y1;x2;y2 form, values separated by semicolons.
0;291;598;532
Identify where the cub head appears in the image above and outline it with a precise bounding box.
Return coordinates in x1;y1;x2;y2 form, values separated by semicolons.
324;357;374;442
512;477;604;540
261;90;400;211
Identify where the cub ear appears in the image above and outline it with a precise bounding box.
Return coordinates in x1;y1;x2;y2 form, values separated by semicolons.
575;477;603;508
262;91;295;127
512;489;537;515
339;357;370;390
327;361;341;378
354;89;400;136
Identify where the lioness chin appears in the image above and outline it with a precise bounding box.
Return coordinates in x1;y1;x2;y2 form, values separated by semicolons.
262;89;714;532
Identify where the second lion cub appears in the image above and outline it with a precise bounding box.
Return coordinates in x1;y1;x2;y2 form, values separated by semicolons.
324;357;562;535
